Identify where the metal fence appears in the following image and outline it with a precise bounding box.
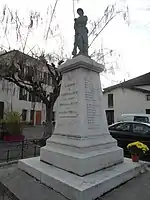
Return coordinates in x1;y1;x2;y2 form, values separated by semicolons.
0;139;42;163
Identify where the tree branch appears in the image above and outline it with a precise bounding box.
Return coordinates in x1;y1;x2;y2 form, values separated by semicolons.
88;14;116;48
45;0;59;40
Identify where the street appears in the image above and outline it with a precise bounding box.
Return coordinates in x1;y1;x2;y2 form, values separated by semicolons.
23;125;45;140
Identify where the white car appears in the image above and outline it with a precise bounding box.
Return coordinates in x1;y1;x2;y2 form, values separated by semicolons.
119;114;150;123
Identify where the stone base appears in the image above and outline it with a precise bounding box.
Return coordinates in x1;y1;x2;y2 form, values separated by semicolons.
40;145;123;176
40;134;124;176
18;157;146;200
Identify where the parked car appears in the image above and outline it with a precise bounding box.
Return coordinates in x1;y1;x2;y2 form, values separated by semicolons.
108;121;150;160
119;114;150;123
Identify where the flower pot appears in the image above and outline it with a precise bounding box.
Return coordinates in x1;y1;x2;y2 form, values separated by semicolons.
4;135;24;142
131;154;139;162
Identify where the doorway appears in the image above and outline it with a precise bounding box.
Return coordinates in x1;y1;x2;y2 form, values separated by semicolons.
30;110;35;125
146;109;150;114
36;111;41;125
106;110;114;125
22;109;27;121
0;102;4;119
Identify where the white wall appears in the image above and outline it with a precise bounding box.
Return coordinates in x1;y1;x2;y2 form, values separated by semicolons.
103;87;150;122
0;80;47;124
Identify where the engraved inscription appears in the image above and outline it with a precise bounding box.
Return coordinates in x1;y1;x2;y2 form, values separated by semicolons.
58;80;79;119
84;77;101;129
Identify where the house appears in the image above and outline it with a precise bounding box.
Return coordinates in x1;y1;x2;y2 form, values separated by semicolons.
0;50;55;125
103;72;150;125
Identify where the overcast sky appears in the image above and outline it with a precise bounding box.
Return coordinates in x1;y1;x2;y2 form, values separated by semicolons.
0;0;150;87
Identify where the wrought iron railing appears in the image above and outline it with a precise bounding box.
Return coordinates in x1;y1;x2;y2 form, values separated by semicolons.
0;139;43;163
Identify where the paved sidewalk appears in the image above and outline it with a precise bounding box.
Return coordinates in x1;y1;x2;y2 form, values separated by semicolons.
0;164;150;200
102;169;150;200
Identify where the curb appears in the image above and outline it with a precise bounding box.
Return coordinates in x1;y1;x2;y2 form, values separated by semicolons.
0;160;18;168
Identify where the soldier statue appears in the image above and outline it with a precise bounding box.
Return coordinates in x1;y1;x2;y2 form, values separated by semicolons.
72;8;89;57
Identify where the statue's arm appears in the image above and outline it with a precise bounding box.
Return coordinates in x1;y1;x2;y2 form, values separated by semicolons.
76;16;88;24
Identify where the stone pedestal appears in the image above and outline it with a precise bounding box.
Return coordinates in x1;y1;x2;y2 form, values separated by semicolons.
18;55;145;200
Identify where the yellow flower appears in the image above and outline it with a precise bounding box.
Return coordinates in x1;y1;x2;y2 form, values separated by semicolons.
127;141;149;153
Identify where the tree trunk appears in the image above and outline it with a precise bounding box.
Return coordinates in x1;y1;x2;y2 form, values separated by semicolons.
43;103;54;139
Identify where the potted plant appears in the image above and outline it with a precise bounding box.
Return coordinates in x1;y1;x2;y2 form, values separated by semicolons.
2;111;24;141
127;141;149;162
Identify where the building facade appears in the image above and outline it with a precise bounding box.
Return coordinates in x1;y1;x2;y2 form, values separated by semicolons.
0;50;56;125
103;72;150;125
0;79;50;125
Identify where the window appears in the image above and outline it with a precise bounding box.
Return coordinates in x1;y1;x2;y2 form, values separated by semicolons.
108;94;113;108
146;95;150;101
109;122;130;132
36;70;42;81
43;72;48;84
48;74;52;85
29;92;41;103
36;95;41;103
29;92;32;102
134;116;149;123
32;94;36;102
132;123;150;134
19;88;27;101
22;109;27;121
28;92;35;102
24;66;33;81
41;72;44;82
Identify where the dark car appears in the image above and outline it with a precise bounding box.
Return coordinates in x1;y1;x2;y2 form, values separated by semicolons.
108;121;150;160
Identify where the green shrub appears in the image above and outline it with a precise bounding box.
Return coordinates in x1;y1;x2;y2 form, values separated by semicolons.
2;112;23;135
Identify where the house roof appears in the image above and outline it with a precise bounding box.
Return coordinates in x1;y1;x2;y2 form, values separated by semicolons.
103;72;150;93
0;49;51;72
0;49;41;63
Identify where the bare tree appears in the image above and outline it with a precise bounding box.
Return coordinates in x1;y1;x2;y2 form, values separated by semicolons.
88;4;129;49
86;3;129;82
0;2;63;137
0;1;129;137
0;3;61;55
0;50;63;137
